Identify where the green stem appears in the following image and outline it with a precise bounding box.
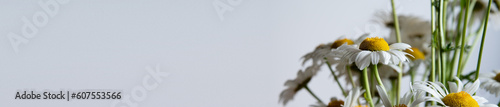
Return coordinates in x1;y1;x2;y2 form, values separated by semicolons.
456;0;481;80
326;61;347;97
430;0;436;83
362;68;375;107
450;3;464;79
391;0;402;43
391;0;402;104
372;65;387;93
458;28;483;75
347;65;357;88
304;85;324;104
391;79;397;103
475;0;492;81
410;66;415;82
438;0;448;85
438;54;443;82
457;0;471;79
397;65;402;105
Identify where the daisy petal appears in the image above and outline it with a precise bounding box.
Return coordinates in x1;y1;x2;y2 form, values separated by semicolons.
386;64;402;73
389;43;411;50
371;52;379;65
378;51;391;64
356;51;372;70
376;86;392;107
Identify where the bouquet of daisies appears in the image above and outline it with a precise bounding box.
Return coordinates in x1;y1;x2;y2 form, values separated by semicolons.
279;0;500;107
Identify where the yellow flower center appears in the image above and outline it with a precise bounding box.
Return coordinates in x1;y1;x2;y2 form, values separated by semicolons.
442;91;479;107
327;99;344;107
393;104;407;107
359;37;390;51
404;47;425;60
331;38;354;49
494;72;500;82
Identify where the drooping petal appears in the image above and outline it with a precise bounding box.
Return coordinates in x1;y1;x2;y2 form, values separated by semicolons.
472;96;489;105
378;51;391;64
400;91;412;105
410;91;427;107
371;52;379;65
452;77;464;93
355;51;372;70
448;81;458;93
389;43;411;50
390;51;409;63
412;82;442;98
428;82;448;97
387;51;402;64
386;64;402;73
376;86;392;107
464;80;481;95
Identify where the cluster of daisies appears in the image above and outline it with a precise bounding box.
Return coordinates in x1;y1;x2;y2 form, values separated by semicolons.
279;0;500;107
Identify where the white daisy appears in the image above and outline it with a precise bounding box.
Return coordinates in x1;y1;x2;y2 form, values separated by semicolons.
375;12;431;57
301;35;369;88
302;34;369;67
469;0;500;27
334;37;412;70
310;87;366;107
376;85;426;107
479;70;500;96
279;66;320;105
302;43;335;67
412;77;498;107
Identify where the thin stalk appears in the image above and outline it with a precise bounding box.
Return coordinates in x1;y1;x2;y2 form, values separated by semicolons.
304;86;324;104
347;65;357;87
391;0;403;104
456;0;479;80
438;53;443;82
430;1;437;106
391;0;402;43
430;0;436;83
475;0;493;81
372;65;387;93
326;61;347;96
397;67;402;105
391;79;397;103
450;4;465;79
458;29;482;74
457;0;471;79
457;21;485;79
362;68;375;107
410;66;416;82
438;0;448;85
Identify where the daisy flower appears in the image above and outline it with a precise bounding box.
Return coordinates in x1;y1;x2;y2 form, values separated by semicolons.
412;77;498;107
310;87;366;107
468;0;500;27
279;66;320;105
404;47;425;61
375;12;431;57
403;47;428;82
479;70;500;96
376;85;426;107
334;37;411;70
302;34;368;67
302;35;368;88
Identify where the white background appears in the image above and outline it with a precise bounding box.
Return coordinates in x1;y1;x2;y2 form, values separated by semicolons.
0;0;499;107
